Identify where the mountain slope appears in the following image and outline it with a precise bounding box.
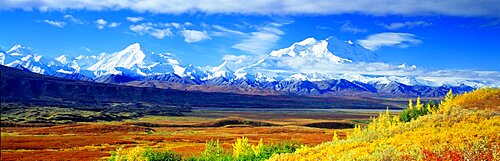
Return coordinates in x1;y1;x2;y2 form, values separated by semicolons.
0;37;487;97
1;65;399;109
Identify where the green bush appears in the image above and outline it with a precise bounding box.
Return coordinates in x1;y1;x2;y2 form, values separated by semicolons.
186;139;300;161
109;146;182;161
399;97;439;122
142;148;182;161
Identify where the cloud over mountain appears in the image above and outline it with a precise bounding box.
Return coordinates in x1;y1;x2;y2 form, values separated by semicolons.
357;33;421;51
2;0;500;17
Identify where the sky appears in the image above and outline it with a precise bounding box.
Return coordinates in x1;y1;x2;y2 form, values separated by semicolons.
1;0;499;72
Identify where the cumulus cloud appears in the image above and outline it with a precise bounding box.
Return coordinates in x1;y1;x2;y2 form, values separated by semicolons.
63;14;83;24
341;21;367;33
95;19;120;29
1;0;499;17
43;20;66;28
381;21;431;30
232;23;285;55
170;22;181;29
126;16;144;23
357;33;422;50
95;19;107;29
129;22;173;39
108;22;120;28
181;30;211;43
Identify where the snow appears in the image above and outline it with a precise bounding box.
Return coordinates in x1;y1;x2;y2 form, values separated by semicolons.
56;69;74;74
2;40;496;88
55;55;74;65
88;43;146;72
288;73;308;81
173;65;186;77
269;37;351;64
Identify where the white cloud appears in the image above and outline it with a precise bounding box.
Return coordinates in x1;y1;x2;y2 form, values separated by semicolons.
95;19;120;29
63;14;83;24
126;16;144;23
95;19;107;29
108;22;120;28
1;0;499;17
43;20;66;28
181;30;211;43
212;25;247;37
170;22;181;29
222;54;252;61
357;32;422;50
129;22;173;39
381;21;431;30
232;23;285;55
341;21;367;33
81;47;91;52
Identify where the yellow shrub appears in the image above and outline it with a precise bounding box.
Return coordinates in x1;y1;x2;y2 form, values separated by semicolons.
232;137;253;157
111;146;147;161
269;88;500;161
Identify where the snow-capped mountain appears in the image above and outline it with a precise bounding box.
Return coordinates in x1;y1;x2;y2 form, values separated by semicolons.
269;37;353;64
269;37;379;62
0;37;494;97
1;45;63;75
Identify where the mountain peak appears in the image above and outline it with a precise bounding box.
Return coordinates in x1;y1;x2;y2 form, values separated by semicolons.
55;55;75;65
269;37;351;64
296;37;317;46
87;43;146;73
8;44;23;52
7;44;32;56
125;43;141;51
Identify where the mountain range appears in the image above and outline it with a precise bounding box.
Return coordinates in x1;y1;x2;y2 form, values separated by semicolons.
0;37;486;97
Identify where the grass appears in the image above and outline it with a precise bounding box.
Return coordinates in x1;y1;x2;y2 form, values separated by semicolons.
2;112;352;160
2;102;380;160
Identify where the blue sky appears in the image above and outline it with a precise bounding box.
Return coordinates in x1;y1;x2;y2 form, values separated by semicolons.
1;0;499;71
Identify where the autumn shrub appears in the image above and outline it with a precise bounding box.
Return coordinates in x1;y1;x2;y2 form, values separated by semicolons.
111;137;300;161
109;146;182;161
187;137;300;161
269;88;500;161
399;97;438;122
453;87;500;110
141;148;182;161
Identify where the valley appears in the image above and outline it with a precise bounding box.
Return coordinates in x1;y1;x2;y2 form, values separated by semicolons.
0;64;399;160
1;108;381;161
